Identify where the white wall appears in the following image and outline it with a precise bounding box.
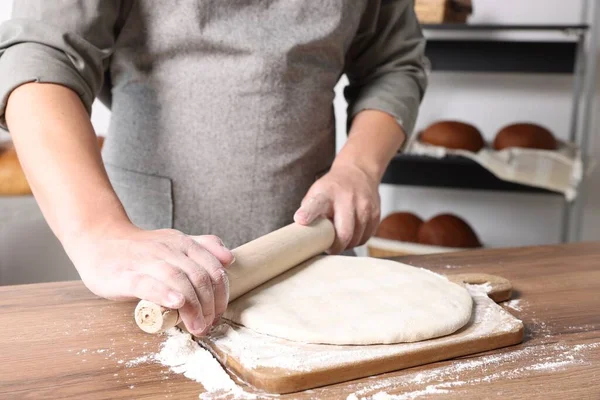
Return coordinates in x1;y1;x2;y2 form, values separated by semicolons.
335;0;600;248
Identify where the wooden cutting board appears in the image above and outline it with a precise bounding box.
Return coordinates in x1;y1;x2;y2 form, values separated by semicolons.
200;273;524;394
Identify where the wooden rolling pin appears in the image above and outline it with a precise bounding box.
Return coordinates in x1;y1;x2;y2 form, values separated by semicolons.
134;218;335;333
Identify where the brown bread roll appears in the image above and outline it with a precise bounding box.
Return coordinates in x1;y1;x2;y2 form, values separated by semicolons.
0;143;31;195
375;212;424;243
420;121;485;152
417;213;481;248
493;123;557;151
0;136;105;196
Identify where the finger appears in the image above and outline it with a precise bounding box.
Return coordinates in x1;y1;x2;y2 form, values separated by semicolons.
164;252;217;335
358;213;380;247
329;199;356;255
189;235;235;267
347;213;366;250
294;192;333;225
113;270;185;308
359;201;381;246
186;242;230;323
143;261;207;336
168;235;228;330
347;199;373;249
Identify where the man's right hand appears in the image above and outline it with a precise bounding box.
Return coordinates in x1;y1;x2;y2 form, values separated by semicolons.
64;224;235;336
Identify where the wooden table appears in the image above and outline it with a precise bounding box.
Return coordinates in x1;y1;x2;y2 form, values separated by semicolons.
1;242;599;399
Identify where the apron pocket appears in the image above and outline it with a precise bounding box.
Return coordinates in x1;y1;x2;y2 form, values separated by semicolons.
105;163;173;230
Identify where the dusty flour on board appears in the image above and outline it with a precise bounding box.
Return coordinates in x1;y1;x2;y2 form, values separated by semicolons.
210;287;515;373
465;282;492;295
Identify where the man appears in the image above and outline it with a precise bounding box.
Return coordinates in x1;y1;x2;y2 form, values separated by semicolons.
0;0;427;336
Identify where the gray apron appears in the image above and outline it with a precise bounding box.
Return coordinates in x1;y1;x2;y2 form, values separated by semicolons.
103;1;367;248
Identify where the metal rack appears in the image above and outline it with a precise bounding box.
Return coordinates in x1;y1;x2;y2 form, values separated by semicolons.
382;5;600;243
423;24;587;74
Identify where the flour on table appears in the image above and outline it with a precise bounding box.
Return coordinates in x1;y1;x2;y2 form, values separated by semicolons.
347;385;451;400
442;264;462;269
503;299;522;312
125;328;257;399
343;342;600;399
126;354;152;367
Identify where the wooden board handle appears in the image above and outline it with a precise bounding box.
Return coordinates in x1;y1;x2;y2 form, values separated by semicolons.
447;273;513;303
134;218;335;334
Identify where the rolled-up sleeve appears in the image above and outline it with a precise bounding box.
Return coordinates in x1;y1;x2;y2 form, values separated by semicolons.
0;1;123;129
344;0;428;137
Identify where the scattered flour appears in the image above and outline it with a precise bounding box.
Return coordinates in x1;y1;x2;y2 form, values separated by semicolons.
343;342;600;399
566;324;599;332
378;385;451;399
126;354;152;367
126;328;257;399
442;265;461;270
530;318;553;338
503;299;522;312
465;282;492;294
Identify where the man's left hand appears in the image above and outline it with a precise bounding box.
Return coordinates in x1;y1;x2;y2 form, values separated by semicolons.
294;162;381;254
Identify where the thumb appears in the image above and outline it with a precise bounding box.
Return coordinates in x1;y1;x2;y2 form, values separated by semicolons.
294;193;332;225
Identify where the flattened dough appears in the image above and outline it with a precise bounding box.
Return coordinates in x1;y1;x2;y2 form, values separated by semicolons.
223;256;473;345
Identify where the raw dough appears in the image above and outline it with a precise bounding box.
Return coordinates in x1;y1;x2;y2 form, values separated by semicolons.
223;256;473;345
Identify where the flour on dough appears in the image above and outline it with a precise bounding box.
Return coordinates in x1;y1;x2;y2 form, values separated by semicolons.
223;255;473;345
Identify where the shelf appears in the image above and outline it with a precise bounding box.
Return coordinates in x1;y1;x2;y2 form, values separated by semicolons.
422;24;589;32
424;39;578;73
420;24;587;73
381;154;557;194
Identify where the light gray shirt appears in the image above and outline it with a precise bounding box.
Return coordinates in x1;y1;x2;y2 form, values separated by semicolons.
0;0;427;248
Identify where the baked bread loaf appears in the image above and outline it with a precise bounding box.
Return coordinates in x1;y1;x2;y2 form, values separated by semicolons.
0;136;105;196
493;123;557;151
417;213;481;248
420;121;485;152
375;212;424;243
0;142;31;195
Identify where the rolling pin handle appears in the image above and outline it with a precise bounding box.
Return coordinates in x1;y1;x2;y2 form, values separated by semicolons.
134;300;181;334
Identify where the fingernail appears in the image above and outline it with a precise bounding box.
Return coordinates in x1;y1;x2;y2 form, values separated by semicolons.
295;210;307;223
227;256;236;266
167;292;184;308
192;318;206;333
